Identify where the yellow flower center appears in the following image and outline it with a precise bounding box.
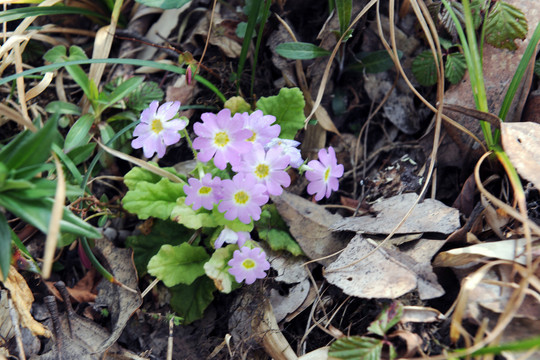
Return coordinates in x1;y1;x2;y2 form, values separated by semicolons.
198;186;212;195
242;259;256;269
324;167;331;181
234;191;249;204
254;164;269;179
214;131;230;147
247;131;257;142
151;119;163;134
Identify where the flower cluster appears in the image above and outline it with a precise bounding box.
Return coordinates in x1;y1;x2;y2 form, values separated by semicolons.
132;102;344;285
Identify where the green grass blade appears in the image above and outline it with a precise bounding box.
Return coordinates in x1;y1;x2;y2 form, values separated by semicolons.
236;0;263;91
0;6;109;24
0;58;226;103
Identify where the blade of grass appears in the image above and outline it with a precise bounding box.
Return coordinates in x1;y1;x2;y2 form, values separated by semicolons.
236;0;263;91
0;58;226;103
0;6;109;24
250;0;271;98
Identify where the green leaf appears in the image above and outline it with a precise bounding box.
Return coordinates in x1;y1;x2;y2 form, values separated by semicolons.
444;52;466;84
0;117;59;172
535;59;540;77
0;193;101;239
126;219;191;276
0;6;109;24
123;163;180;190
45;101;82;116
329;336;383;360
105;76;144;109
275;42;331;60
169;276;215;324
411;50;438;86
0;213;11;281
211;207;254;232
439;37;455;50
484;1;528;51
256;87;305;139
367;302;403;336
203;245;240;293
67;143;96;166
134;0;190;9
256;205;303;256
346;50;402;74
67;45;88;61
126;81;164;112
336;0;352;37
64;114;94;152
147;243;210;287
224;96;252;114
43;45;66;63
170;198;216;229
122;177;185;220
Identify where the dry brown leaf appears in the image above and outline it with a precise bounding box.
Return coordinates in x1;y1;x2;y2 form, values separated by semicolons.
271;191;351;266
324;235;444;299
45;268;98;304
400;305;445;323
2;266;51;338
501;122;540;190
433;238;539;267
93;237;142;353
331;193;460;235
0;290;15;347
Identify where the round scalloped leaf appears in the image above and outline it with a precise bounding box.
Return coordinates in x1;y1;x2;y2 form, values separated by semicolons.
485;1;527;51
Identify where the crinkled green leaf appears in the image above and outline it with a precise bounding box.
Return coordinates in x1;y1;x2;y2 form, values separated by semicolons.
256;204;303;256
485;1;527;51
126;219;192;276
122;177;185;220
169;276;215;324
171;198;216;229
0;213;11;281
275;42;331;60
211;206;253;232
224;96;252;114
346;50;402;74
256;87;305;139
329;336;383;360
135;0;190;9
412;50;438;86
445;52;466;84
126;81;164;112
104;76;144;109
203;245;240;294
147;243;209;287
367;302;403;336
123;164;181;189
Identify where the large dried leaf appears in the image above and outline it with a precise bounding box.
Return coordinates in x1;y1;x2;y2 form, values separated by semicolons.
324;235;444;299
271;191;351;266
501;122;540;190
331;193;460;235
93;237;142;353
2;266;51;338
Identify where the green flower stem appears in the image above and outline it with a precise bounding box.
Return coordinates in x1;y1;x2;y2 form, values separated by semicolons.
0;58;227;104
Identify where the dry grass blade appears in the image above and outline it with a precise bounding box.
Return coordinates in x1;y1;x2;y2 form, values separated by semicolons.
304;0;378;125
12;42;31;127
25;72;54;101
96;140;185;184
42;153;66;279
0;102;36;130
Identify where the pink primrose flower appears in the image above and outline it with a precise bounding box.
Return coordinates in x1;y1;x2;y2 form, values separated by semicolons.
131;101;187;158
265;138;304;168
183;173;222;211
192;109;252;170
305;146;344;201
233;143;290;196
218;173;269;224
243;110;281;146
214;227;250;249
227;246;270;284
